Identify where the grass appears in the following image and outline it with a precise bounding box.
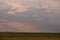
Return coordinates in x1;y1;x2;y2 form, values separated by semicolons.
0;32;60;37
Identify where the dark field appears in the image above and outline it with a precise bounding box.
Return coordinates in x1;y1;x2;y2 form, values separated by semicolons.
0;32;60;40
0;32;60;37
0;37;60;40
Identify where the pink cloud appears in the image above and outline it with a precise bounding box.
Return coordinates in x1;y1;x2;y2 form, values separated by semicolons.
0;19;7;22
0;0;32;15
8;2;28;15
5;21;38;32
0;0;60;15
31;0;60;10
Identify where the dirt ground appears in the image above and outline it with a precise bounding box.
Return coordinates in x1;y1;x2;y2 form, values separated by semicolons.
0;37;60;40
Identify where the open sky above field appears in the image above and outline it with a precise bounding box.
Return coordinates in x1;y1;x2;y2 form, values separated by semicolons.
0;0;60;33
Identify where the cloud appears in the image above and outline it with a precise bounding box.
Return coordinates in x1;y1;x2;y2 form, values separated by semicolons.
0;18;8;31
35;0;60;10
0;0;31;15
0;0;60;15
0;18;39;32
0;25;3;29
0;0;60;32
4;21;38;32
8;2;28;15
0;19;8;22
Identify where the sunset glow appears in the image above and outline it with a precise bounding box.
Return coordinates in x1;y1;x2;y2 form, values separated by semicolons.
0;0;60;32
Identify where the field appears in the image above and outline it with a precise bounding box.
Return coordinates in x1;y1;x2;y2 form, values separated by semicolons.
0;37;60;40
0;32;60;40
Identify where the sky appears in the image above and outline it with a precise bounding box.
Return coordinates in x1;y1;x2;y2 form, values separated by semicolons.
0;0;60;33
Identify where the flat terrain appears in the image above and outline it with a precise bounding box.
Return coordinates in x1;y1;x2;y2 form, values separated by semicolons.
0;37;60;40
0;32;60;40
0;32;60;37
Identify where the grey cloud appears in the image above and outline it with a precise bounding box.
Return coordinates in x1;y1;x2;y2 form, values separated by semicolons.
0;0;60;33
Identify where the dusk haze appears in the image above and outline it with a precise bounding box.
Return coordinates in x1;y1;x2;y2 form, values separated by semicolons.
0;0;60;33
